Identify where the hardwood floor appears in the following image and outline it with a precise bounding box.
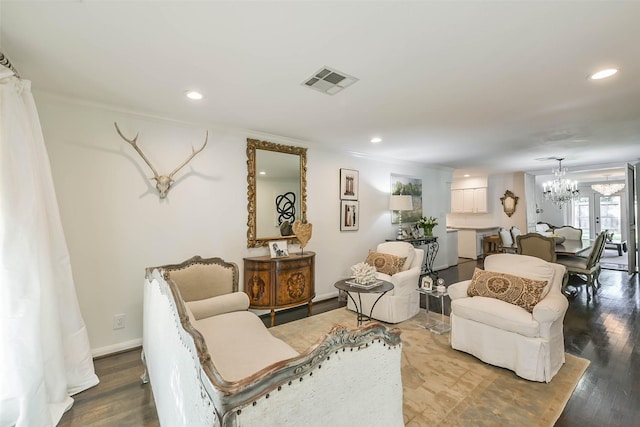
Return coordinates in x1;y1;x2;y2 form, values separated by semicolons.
58;350;158;427
59;259;639;426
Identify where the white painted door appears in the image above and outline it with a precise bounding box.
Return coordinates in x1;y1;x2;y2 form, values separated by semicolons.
626;163;638;274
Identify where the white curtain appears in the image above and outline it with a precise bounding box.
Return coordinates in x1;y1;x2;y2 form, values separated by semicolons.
0;65;99;426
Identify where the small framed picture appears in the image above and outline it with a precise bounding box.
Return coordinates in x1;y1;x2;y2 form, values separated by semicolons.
421;276;433;290
340;169;359;200
269;240;289;258
340;200;359;231
411;224;422;239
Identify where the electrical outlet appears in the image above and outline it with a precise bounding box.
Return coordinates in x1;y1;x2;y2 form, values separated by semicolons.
113;314;126;330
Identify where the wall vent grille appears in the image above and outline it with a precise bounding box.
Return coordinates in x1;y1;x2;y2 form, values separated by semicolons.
301;66;358;95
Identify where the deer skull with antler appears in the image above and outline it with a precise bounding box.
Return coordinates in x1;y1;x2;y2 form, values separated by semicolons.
114;122;208;198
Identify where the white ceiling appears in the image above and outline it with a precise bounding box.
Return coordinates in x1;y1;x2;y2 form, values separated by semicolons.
2;1;639;180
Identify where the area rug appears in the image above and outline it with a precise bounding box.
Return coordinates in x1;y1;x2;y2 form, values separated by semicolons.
270;308;589;427
601;251;629;272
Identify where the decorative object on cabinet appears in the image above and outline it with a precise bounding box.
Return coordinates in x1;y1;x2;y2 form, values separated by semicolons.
269;240;289;258
500;190;519;217
244;252;315;326
542;158;579;209
389;195;412;239
247;138;307;248
417;216;438;237
292;220;312;252
340;200;359;231
114;122;208;199
339;168;359;200
390;174;422;223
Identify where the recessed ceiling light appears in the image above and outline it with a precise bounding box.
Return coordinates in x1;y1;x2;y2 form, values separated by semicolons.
371;137;382;143
185;90;203;100
589;68;618;80
259;171;266;175
463;174;470;178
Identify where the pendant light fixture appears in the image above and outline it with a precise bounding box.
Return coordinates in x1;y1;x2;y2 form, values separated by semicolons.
542;158;580;209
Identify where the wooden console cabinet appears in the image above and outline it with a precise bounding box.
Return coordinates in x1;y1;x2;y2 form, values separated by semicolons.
243;252;315;326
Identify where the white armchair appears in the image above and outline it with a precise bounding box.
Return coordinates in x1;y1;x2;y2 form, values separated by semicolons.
347;241;424;323
448;254;568;382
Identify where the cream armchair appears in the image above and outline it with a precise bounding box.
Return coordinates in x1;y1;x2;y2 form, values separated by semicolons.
448;254;568;382
347;241;424;323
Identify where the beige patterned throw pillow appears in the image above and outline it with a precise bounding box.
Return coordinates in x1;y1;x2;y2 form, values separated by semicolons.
467;268;547;312
365;251;406;276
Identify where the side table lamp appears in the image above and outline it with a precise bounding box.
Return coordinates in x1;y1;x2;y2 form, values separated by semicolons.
389;194;413;240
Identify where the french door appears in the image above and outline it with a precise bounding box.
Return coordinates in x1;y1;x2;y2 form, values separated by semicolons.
572;194;623;241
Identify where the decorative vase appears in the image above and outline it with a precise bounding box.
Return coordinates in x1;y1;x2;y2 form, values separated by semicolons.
423;226;433;237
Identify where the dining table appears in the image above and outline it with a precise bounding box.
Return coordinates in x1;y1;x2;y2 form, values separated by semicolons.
554;239;592;256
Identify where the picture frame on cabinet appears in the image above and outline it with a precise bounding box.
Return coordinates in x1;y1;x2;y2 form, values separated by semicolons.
269;240;289;258
340;168;359;200
340;200;359;231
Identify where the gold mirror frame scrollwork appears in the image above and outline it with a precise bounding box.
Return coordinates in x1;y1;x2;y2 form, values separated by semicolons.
247;138;307;248
500;189;519;217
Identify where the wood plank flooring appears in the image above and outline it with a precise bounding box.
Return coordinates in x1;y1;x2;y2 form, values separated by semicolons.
59;259;639;426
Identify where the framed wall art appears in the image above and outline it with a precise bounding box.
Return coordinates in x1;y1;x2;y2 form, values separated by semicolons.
340;200;359;231
340;168;359;200
390;173;423;224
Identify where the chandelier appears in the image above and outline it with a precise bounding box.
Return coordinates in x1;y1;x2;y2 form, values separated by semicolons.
542;158;579;209
591;178;625;196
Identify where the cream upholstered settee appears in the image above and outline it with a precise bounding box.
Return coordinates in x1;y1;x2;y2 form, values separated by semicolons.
448;254;568;382
347;241;424;323
143;256;404;427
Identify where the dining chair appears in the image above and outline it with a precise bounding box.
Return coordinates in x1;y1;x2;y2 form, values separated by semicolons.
535;222;554;233
498;227;516;253
556;230;608;301
553;225;583;240
510;226;522;242
516;233;556;262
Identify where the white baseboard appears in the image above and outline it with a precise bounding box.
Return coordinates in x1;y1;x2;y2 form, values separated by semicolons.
92;338;142;358
314;291;339;301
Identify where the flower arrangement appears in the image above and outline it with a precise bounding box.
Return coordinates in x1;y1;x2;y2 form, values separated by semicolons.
417;216;438;236
417;216;438;228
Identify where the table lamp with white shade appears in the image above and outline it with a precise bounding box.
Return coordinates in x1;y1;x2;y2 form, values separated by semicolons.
389;194;413;240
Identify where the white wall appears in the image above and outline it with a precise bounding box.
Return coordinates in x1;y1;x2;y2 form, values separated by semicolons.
36;93;453;355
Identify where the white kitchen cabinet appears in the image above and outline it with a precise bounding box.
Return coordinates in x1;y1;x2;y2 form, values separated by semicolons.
451;187;488;213
474;187;487;212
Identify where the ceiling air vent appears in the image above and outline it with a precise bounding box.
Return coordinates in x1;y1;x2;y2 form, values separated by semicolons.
302;66;359;95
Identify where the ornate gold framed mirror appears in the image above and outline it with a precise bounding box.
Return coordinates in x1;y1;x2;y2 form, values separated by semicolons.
500;190;518;217
247;138;307;248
